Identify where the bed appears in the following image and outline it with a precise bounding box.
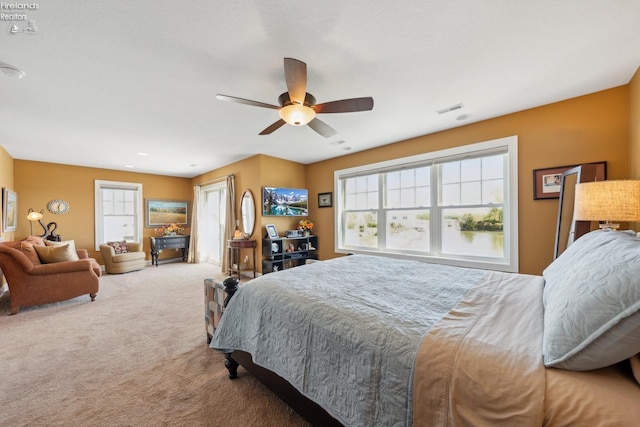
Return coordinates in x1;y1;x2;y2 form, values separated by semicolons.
210;229;640;426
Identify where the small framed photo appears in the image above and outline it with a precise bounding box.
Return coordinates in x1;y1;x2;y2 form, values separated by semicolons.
318;192;333;208
265;224;279;239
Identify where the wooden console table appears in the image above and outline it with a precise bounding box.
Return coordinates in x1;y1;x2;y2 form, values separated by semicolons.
227;239;256;279
150;235;190;266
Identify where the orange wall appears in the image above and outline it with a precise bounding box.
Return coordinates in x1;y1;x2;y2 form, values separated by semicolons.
13;160;192;264
306;86;631;275
191;154;307;273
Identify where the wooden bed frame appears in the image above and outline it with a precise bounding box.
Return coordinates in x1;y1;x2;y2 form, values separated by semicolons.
219;277;343;426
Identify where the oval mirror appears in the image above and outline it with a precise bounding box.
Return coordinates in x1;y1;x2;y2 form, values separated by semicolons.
240;190;256;237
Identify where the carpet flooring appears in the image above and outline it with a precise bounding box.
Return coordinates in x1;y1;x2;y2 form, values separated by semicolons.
0;262;309;427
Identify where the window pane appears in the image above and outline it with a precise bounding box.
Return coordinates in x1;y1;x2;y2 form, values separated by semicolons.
482;155;504;180
385;166;430;208
441;207;503;258
460;158;481;182
441;183;460;205
386;171;400;190
461;182;481;205
101;188;138;241
345;175;378;210
482;179;504;203
344;211;378;248
385;209;430;252
441;162;459;184
387;189;400;208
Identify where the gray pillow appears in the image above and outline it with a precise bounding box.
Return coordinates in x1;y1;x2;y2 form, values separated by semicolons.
542;229;640;371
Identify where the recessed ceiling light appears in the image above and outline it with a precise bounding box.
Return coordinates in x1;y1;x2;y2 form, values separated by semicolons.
124;165;134;168
137;152;148;156
0;63;25;79
456;114;472;121
330;140;347;146
342;147;352;151
189;164;198;167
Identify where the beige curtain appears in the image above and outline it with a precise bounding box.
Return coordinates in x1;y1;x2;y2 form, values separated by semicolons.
221;175;236;274
187;185;201;263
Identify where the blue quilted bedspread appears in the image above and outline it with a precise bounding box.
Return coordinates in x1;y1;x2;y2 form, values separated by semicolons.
210;255;487;426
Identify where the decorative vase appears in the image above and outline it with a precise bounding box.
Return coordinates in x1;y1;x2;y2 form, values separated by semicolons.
303;230;310;237
166;232;177;236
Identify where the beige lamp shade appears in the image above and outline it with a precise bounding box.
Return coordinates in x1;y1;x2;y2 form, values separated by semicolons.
26;210;43;221
574;180;640;228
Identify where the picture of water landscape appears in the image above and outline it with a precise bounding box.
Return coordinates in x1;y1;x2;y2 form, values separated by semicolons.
262;187;308;217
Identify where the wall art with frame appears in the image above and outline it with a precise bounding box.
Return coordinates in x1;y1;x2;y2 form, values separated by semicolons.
318;192;333;208
533;161;606;200
262;187;308;216
2;188;17;232
145;199;190;227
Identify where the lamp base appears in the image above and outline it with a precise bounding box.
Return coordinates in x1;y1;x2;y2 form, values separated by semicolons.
599;221;620;231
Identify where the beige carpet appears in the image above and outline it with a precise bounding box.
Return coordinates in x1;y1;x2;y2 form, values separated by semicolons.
0;262;309;427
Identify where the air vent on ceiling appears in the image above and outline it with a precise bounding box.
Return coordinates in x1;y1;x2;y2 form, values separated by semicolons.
436;103;464;115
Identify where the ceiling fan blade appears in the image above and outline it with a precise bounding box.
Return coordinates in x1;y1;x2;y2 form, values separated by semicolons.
307;118;337;138
284;58;307;105
216;94;279;110
314;97;374;114
259;119;286;135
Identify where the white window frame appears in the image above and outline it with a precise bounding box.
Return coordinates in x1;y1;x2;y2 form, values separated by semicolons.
94;180;144;251
334;136;519;272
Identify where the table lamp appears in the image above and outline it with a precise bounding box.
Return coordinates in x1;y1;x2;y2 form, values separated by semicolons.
573;180;640;230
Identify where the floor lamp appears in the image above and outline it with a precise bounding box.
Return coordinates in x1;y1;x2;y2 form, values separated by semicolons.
26;208;44;236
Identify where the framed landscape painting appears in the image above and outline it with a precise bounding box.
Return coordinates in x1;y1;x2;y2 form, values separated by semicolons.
2;188;17;232
145;199;189;227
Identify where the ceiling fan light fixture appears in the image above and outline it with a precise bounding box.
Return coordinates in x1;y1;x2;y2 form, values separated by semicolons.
279;104;316;126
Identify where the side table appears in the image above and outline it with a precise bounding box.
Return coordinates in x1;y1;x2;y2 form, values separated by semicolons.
227;239;256;279
150;235;190;266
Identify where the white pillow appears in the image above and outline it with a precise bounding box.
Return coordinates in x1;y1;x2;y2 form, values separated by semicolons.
542;230;640;371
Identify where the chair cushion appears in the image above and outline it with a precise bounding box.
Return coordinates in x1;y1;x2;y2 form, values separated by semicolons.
112;251;146;263
107;241;129;254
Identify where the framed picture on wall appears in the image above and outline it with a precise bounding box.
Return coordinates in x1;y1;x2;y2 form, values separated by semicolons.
2;188;17;232
533;161;606;200
318;192;333;208
145;199;190;227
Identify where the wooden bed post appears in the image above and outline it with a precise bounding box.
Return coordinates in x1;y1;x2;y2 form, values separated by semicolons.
222;276;240;379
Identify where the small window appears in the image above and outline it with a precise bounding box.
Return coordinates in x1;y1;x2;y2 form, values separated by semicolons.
94;180;143;250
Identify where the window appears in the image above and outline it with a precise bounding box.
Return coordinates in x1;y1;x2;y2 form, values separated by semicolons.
335;136;518;272
94;180;143;250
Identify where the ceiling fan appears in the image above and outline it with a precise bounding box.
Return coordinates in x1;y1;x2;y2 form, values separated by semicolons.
216;58;374;138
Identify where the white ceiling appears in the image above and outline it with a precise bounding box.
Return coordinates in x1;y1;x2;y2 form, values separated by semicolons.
1;1;639;178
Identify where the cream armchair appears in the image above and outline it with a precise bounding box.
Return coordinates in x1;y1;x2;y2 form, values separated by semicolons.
100;242;146;274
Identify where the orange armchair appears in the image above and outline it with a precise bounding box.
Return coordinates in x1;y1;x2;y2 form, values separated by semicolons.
0;237;101;315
